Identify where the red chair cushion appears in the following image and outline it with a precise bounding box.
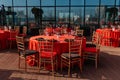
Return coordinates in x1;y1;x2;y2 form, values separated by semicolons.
41;51;57;58
84;47;97;53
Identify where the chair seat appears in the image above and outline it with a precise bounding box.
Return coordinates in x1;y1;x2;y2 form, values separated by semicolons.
84;47;97;53
24;50;38;56
86;43;96;47
61;52;81;59
41;51;57;58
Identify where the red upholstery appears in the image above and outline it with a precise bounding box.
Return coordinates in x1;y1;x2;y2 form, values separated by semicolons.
41;51;57;58
0;30;10;49
84;47;98;53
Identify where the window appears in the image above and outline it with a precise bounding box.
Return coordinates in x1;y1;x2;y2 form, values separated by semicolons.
85;7;99;23
14;0;26;6
0;0;12;6
42;7;55;20
41;0;54;6
86;0;99;5
71;7;84;24
56;0;69;6
101;0;115;5
56;7;69;23
14;7;27;25
28;7;35;22
27;0;40;6
71;0;84;6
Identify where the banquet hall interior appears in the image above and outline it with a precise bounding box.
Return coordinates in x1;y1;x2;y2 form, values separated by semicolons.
0;0;120;80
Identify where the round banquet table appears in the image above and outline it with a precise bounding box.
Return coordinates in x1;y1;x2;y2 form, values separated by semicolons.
96;29;120;47
27;34;86;69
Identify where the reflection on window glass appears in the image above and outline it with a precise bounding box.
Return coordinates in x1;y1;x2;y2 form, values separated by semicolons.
86;0;99;5
6;7;14;26
85;7;98;23
27;0;40;6
28;7;35;22
101;0;115;5
116;0;120;5
56;0;69;6
56;7;69;23
14;0;26;6
42;7;55;20
14;8;26;25
71;7;84;24
71;0;84;5
0;0;12;6
41;0;54;6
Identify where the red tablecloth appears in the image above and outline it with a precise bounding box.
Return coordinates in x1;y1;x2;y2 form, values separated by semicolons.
0;30;10;49
0;30;18;50
96;29;120;47
28;34;86;68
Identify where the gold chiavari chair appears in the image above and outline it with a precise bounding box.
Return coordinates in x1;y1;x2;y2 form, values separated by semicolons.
83;31;101;68
38;38;58;76
16;36;39;72
61;38;83;77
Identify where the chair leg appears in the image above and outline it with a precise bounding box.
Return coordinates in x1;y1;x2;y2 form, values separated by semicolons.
39;58;41;72
9;41;12;49
55;57;58;71
25;58;27;72
68;61;71;77
37;53;41;72
80;59;83;72
61;58;62;72
51;59;54;76
95;54;98;69
18;57;20;68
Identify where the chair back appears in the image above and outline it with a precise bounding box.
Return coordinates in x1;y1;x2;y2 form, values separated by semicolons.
67;38;82;58
16;36;25;55
75;30;84;36
38;38;54;57
92;31;101;50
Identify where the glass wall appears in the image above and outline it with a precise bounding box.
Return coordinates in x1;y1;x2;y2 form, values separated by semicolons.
0;0;119;30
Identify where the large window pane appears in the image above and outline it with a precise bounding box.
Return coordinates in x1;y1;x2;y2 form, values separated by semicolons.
14;0;26;6
27;0;40;6
56;0;69;6
56;7;69;23
0;0;12;6
86;0;99;5
85;7;99;24
71;7;84;25
6;7;14;26
42;7;55;20
28;7;35;23
116;0;120;5
41;0;54;6
14;7;26;25
71;0;84;5
101;0;115;5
